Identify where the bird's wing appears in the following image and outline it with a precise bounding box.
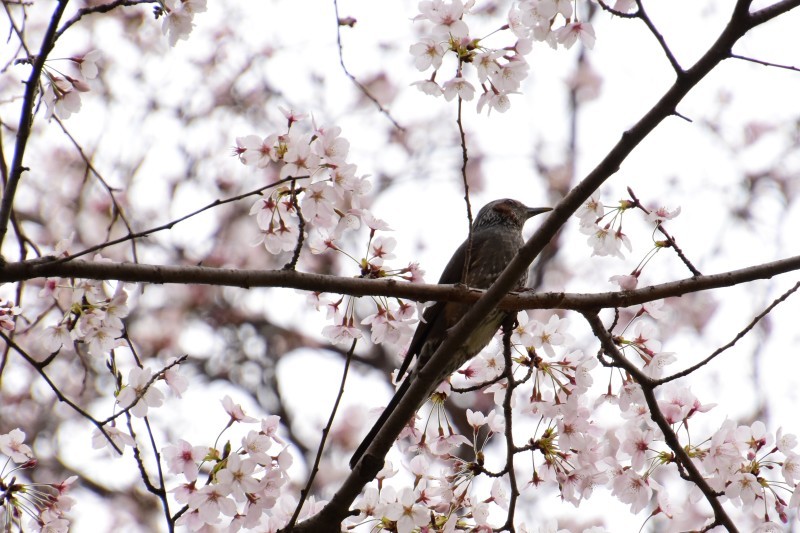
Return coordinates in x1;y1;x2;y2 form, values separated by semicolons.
395;237;470;379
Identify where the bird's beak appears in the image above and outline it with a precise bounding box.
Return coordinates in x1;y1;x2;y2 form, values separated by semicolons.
525;207;552;219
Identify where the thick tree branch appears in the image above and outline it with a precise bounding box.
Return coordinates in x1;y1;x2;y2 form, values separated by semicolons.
0;253;798;311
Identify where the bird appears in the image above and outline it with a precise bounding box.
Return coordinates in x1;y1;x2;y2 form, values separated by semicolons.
349;198;551;469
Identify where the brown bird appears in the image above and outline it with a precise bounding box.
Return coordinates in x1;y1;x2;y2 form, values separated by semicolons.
350;199;551;469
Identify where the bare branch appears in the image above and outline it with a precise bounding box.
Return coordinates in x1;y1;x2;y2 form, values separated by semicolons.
331;0;404;132
0;330;123;454
456;95;475;286
498;317;520;532
0;254;799;312
730;53;800;72
0;0;69;253
634;0;683;75
56;0;157;38
285;338;358;530
656;280;800;385
55;177;299;263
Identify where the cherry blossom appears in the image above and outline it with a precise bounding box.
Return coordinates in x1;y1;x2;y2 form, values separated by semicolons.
575;193;604;228
91;426;135;452
410;39;446;71
442;77;476;101
43;77;82;119
300;181;337;227
368;235;397;267
237;134;280;167
646;205;681;224
72;50;101;80
217;454;261;502
163;439;208;481
610;467;652;513
0;428;33;463
161;0;207;46
116;366;165;417
415;0;471;38
311;124;350;165
188;482;238;523
411;79;443;96
609;273;639;290
477;91;512;114
222;395;258;424
383;487;430;533
279;133;321;179
322;321;363;345
555;21;596;49
529;314;572;358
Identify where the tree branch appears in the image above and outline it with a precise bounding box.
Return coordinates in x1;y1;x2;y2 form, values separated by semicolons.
290;2;800;527
0;253;798;311
56;0;156;38
656;280;800;385
0;0;69;253
582;312;738;532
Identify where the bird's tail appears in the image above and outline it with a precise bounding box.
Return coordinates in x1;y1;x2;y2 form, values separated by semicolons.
349;378;410;469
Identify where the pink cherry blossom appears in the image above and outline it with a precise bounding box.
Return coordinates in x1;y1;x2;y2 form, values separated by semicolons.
163;439;208;481
0;428;33;463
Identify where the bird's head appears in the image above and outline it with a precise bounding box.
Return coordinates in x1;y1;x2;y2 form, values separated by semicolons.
473;198;551;231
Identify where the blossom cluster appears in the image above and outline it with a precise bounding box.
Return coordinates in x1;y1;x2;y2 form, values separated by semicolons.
235;110;424;349
41;50;101;120
39;254;131;358
39;0;207;119
158;0;208;46
349;307;800;530
575;192;681;290
606;383;800;528
348;313;595;531
0;429;76;532
236;109;372;253
162;397;301;531
409;0;596;113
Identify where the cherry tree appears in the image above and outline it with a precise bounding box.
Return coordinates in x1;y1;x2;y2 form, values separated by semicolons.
1;0;800;532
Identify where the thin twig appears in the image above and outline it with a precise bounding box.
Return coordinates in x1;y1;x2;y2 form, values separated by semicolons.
126;412;166;497
144;415;174;533
0;330;123;454
56;0;155;38
331;0;404;132
627;186;701;276
55;176;299;264
54;116;140;262
284;338;358;531
283;180;305;270
498;317;519;532
595;0;638;18
634;0;683;75
456;95;474;286
730;53;800;72
657;280;800;385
